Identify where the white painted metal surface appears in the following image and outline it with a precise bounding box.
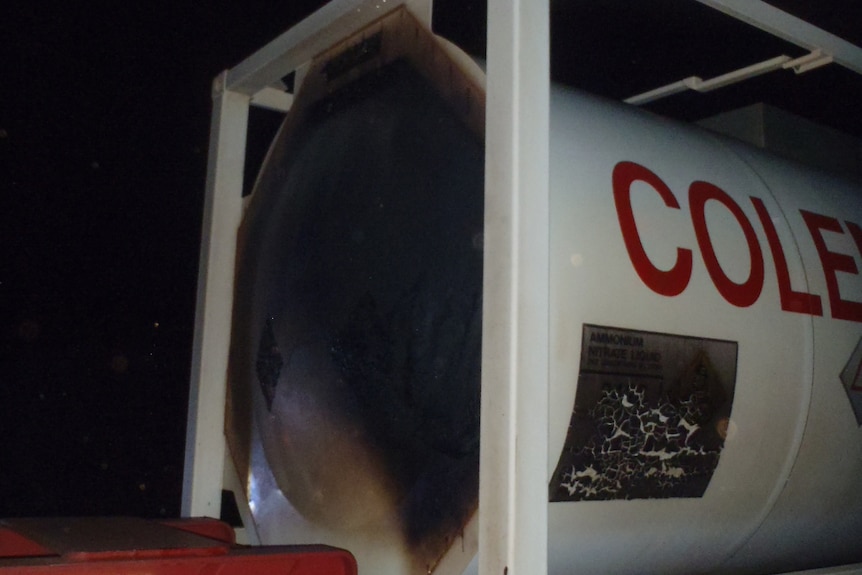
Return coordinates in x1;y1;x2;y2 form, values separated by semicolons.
625;55;792;105
784;49;834;74
182;73;249;518
546;86;862;574
480;0;550;573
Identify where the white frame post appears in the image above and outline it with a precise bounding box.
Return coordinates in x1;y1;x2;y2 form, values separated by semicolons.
480;0;550;573
182;73;249;518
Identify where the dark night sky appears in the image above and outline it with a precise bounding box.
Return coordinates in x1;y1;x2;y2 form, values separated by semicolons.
3;0;861;520
2;0;333;518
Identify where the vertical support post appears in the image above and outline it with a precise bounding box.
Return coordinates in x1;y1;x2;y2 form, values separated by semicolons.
182;72;250;518
480;0;550;573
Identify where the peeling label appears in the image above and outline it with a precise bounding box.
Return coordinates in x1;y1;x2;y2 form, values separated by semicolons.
550;324;738;502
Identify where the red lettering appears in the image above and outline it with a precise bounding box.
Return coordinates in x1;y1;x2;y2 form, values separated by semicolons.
800;210;862;323
750;197;822;315
613;162;692;297
689;182;763;307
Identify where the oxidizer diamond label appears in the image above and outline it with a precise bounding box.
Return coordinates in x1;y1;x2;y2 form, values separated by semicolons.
840;336;862;426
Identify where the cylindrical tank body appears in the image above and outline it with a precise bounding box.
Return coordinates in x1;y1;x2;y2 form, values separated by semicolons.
227;14;862;574
547;87;862;574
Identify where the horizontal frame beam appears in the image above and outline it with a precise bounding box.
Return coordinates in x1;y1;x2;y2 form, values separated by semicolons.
694;0;862;75
225;0;431;97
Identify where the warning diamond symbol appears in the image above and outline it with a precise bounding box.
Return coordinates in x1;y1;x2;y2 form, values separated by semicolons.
840;336;862;426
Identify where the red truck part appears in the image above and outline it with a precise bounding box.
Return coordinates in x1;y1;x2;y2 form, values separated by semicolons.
0;517;356;574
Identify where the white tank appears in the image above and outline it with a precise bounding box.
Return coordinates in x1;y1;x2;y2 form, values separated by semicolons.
547;86;862;574
224;9;862;574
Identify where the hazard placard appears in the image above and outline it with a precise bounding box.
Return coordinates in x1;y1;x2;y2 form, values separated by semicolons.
549;324;738;502
840;336;862;426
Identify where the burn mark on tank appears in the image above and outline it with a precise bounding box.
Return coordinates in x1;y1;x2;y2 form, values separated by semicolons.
330;281;482;456
236;52;484;570
256;318;283;412
330;278;481;549
323;32;382;82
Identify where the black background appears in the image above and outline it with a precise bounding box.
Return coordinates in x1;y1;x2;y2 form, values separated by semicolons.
2;0;332;518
